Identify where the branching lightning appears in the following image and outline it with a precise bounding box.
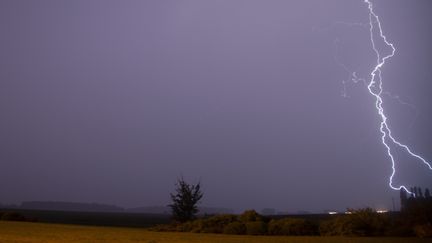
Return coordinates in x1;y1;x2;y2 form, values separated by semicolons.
364;0;432;194
382;91;419;134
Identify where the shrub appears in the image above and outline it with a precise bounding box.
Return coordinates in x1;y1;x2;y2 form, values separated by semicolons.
268;218;318;236
268;219;283;235
414;224;432;238
191;214;238;233
319;208;389;236
245;221;267;235
176;221;195;232
239;210;262;222
223;221;246;235
320;216;353;236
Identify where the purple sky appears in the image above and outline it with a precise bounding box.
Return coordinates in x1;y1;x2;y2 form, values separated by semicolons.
1;0;431;213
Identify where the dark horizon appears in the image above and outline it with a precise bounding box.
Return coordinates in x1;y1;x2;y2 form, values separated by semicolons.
3;199;398;215
1;0;432;213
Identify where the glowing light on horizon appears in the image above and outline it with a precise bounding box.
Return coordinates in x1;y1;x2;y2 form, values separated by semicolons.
363;0;432;194
376;210;388;214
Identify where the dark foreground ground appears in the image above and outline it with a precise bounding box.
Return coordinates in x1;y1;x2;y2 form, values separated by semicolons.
0;208;170;228
0;221;427;243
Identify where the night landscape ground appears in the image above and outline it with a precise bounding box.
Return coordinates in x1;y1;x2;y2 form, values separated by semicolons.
1;0;432;241
0;221;430;243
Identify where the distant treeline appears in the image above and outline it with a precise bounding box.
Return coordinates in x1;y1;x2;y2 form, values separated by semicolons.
20;201;124;213
1;201;233;215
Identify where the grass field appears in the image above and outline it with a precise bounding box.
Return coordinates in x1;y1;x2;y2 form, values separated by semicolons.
0;221;428;243
0;208;170;228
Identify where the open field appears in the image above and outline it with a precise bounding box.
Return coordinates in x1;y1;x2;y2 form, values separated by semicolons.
0;221;428;243
0;208;170;228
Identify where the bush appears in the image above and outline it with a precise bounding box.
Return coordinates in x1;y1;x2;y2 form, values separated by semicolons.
223;221;246;235
268;218;318;236
239;210;262;222
190;214;238;233
319;208;389;236
414;224;432;238
176;221;194;232
320;216;352;236
245;221;267;235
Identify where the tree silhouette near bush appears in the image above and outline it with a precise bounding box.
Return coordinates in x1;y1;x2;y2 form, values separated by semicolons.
168;178;203;222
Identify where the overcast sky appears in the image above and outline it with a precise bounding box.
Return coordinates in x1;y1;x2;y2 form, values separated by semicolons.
1;0;431;213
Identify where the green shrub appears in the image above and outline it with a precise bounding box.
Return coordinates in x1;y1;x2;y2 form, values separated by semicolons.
239;210;262;222
414;224;432;238
245;221;267;235
190;214;238;233
268;218;318;235
186;219;205;233
319;208;389;236
176;221;194;232
268;219;283;235
320;216;352;236
187;220;201;233
223;221;246;235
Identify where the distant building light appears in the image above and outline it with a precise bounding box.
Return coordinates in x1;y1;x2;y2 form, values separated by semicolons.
376;210;388;214
345;211;353;214
328;211;338;215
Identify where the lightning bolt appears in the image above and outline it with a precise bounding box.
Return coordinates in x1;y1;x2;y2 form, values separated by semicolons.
364;0;432;194
382;91;419;135
333;38;368;98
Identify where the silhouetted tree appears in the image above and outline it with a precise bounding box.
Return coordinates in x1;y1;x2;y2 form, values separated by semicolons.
400;189;408;210
425;188;431;199
418;187;424;198
169;178;203;222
